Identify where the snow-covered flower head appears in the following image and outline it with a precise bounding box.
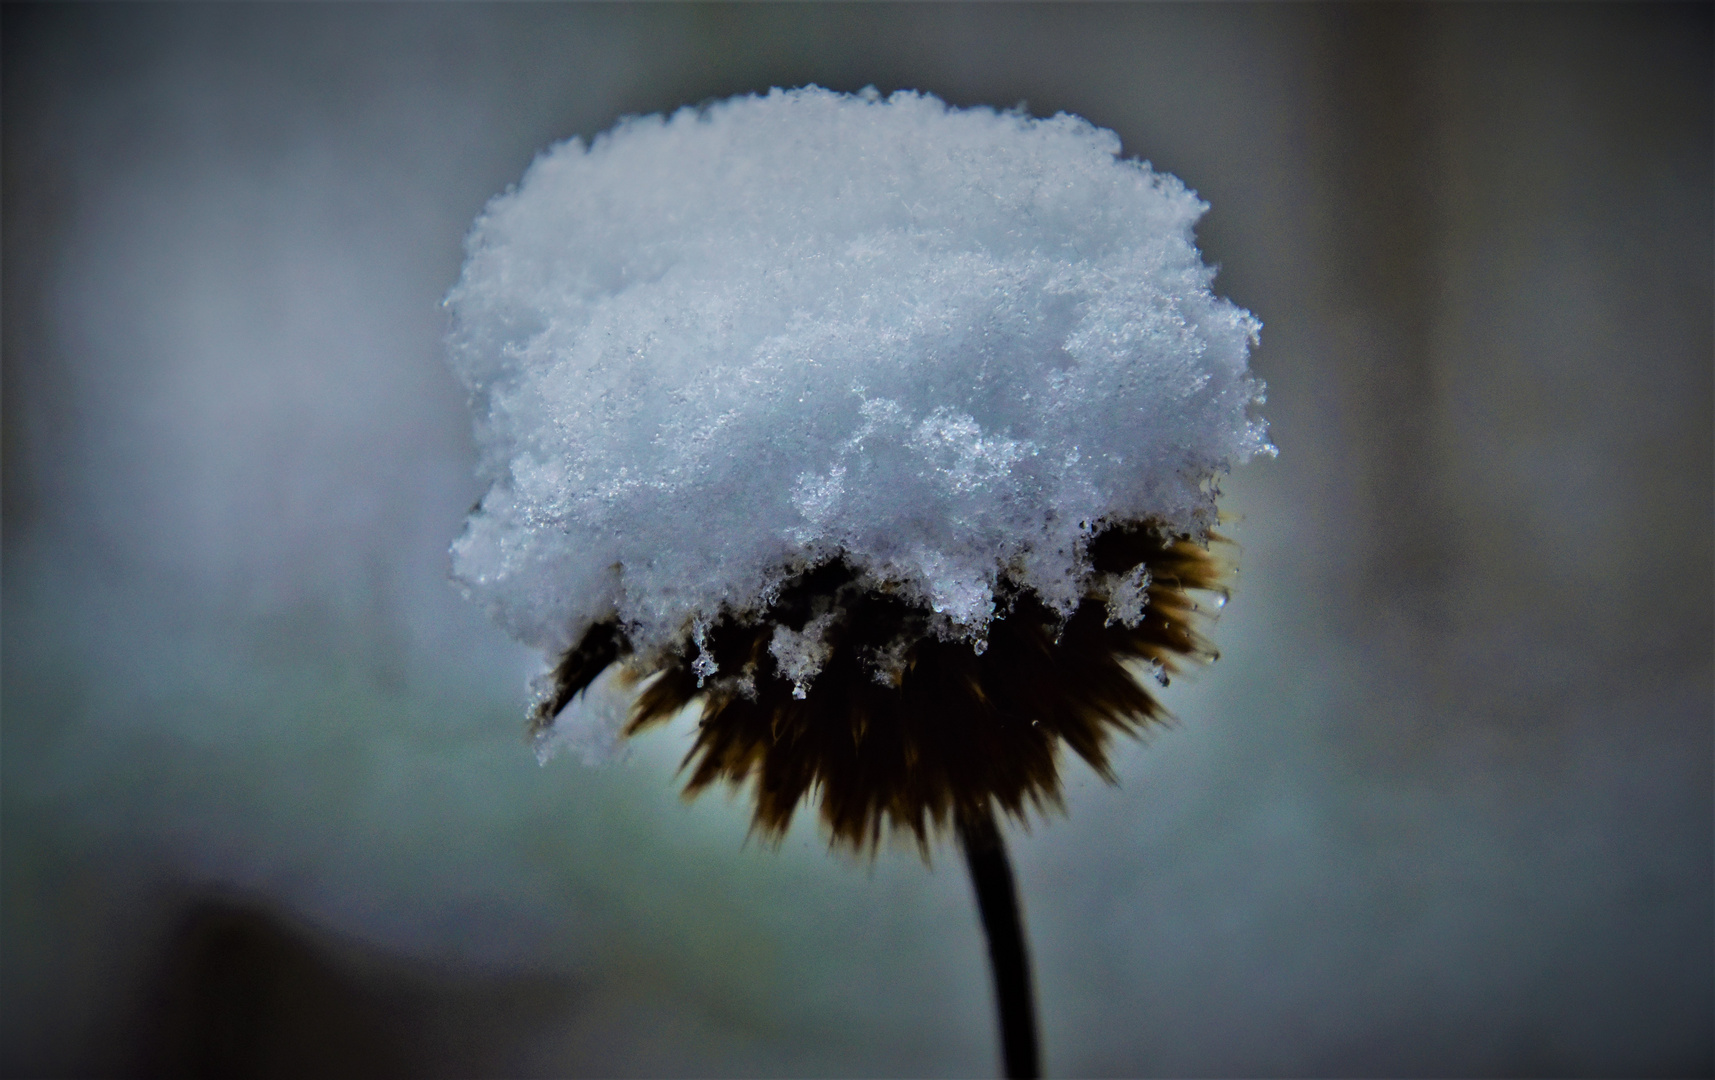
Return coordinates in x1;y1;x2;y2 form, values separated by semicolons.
446;87;1271;847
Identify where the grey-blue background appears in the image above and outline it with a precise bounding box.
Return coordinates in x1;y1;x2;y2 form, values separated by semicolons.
4;5;1710;1076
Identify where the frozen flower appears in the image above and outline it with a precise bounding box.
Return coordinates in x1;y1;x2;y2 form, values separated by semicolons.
446;85;1269;849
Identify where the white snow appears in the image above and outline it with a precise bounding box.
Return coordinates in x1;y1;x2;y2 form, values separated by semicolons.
446;85;1271;685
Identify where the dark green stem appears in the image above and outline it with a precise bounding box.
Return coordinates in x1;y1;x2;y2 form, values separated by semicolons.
957;804;1041;1079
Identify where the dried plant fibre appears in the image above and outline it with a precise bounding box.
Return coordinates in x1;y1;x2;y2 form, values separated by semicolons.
534;523;1231;854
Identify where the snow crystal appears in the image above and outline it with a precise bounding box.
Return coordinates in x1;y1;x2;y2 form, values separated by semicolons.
1103;564;1154;629
770;610;840;699
446;85;1271;686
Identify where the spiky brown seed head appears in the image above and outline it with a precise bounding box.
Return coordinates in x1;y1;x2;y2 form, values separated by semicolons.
534;521;1233;856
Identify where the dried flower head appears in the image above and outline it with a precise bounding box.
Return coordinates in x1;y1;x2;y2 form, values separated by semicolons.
535;524;1232;853
446;86;1270;852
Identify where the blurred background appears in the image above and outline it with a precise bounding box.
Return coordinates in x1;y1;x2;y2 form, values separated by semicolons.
3;4;1709;1076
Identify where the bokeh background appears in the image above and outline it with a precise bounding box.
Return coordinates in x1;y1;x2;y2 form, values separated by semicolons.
4;4;1710;1077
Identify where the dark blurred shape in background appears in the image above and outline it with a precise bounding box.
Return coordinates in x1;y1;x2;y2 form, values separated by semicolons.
4;4;1710;1077
137;893;574;1080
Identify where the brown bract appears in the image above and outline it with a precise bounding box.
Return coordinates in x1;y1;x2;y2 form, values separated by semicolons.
533;523;1233;855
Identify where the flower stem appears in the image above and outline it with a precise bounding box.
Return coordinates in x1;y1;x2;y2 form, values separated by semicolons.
957;804;1041;1079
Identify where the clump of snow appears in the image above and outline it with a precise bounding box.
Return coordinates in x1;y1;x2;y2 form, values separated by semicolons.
771;608;841;699
529;665;632;765
446;86;1271;684
1103;565;1154;629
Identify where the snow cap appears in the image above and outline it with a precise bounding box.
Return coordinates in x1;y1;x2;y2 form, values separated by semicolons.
447;86;1271;670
